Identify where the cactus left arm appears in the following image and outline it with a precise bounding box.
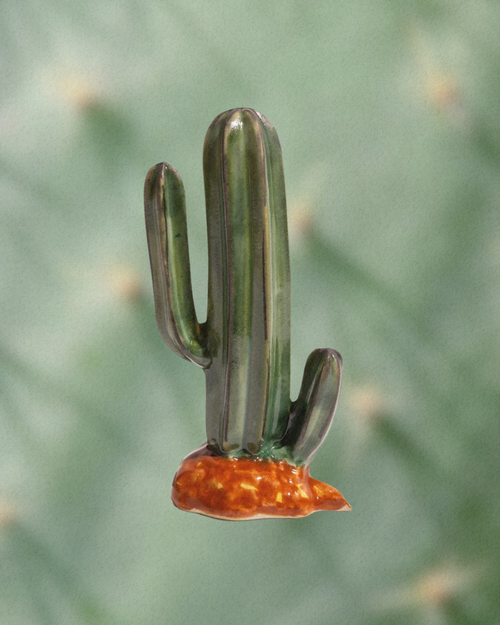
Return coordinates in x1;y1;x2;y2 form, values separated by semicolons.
144;163;211;368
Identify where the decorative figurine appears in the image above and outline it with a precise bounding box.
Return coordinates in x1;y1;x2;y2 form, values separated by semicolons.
144;108;350;520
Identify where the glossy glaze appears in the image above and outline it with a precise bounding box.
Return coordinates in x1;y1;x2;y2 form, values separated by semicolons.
144;108;350;519
172;446;350;520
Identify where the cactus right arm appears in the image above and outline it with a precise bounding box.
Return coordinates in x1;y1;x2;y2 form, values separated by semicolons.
144;163;211;369
280;348;342;465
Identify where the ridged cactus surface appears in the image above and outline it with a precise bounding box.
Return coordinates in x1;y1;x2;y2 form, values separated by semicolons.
145;109;342;465
1;0;500;623
145;109;295;455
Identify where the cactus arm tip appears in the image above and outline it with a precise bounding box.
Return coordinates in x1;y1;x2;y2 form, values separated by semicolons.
144;162;211;369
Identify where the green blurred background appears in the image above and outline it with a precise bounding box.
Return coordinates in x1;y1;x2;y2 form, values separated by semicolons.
1;1;499;623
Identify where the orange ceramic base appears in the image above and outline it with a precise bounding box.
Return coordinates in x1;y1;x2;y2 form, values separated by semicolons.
171;447;351;520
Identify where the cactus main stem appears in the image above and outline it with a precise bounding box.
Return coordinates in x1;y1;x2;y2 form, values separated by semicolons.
203;109;291;454
144;163;210;368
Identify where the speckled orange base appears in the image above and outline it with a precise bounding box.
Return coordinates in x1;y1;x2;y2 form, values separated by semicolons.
171;448;351;520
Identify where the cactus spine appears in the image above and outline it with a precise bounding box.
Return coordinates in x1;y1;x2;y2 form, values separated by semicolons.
145;108;342;467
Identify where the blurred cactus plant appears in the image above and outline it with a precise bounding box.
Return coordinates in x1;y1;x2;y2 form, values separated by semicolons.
3;2;500;621
144;109;349;519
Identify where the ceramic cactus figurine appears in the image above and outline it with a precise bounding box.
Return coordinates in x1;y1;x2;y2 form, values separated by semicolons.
144;108;350;520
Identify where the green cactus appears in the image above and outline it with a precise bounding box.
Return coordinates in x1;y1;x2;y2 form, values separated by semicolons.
144;108;342;468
